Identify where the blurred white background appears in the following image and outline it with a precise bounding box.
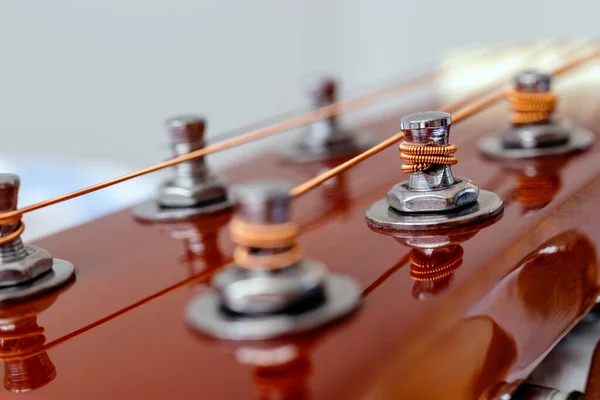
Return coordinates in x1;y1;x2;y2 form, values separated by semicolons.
0;0;598;238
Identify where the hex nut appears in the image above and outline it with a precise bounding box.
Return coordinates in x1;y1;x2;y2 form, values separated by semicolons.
158;175;228;208
0;246;54;287
386;178;479;213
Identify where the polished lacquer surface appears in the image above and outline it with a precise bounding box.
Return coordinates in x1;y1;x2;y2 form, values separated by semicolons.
3;69;600;399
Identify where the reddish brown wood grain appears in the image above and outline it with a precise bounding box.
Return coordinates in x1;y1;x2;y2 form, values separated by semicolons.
1;82;600;399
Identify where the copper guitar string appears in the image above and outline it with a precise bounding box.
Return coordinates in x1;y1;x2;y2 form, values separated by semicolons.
399;142;458;173
0;46;513;230
401;42;590;173
205;43;523;146
0;45;597;236
291;47;600;196
507;89;557;124
230;217;303;271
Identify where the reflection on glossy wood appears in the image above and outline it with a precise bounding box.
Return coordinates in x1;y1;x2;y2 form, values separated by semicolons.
2;79;599;399
370;230;599;399
0;281;72;393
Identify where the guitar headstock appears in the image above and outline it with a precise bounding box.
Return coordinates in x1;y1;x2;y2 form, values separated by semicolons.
0;41;599;399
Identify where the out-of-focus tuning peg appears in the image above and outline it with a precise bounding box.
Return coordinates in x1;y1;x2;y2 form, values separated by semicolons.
282;75;372;162
132;115;232;221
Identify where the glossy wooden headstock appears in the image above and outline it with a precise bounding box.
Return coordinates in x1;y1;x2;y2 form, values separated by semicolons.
3;43;600;399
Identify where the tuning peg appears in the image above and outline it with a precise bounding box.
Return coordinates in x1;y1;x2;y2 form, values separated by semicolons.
366;111;503;232
479;70;594;159
165;115;206;144
281;75;373;163
0;174;74;302
186;179;361;340
304;75;337;107
132;115;232;222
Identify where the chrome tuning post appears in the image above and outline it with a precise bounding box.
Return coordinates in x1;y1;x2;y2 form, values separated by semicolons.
281;75;372;162
479;71;594;159
0;174;74;302
132;115;232;221
366;111;503;231
186;180;360;340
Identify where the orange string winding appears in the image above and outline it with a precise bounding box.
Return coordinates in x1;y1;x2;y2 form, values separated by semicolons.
399;142;458;173
230;217;304;270
0;222;25;246
507;88;557;125
230;218;298;249
234;246;304;271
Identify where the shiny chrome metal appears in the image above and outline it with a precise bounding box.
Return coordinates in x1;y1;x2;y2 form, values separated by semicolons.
500;123;571;149
366;190;503;231
479;71;595;159
400;111;457;192
387;177;479;213
132;115;231;221
214;260;326;315
400;111;452;130
0;174;75;299
384;112;481;218
186;180;361;339
282;75;373;162
366;111;502;231
515;71;552;93
186;274;361;340
0;259;74;303
232;181;292;225
0;174;53;287
480;126;594;159
0;174;27;264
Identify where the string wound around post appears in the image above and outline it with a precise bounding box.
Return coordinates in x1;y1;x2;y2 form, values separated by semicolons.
132;115;233;222
185;180;361;340
0;174;74;303
479;70;594;159
281;75;374;163
366;111;503;232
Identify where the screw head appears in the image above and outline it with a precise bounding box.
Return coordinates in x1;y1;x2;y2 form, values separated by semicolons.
165;115;206;144
515;71;552;93
400;111;452;131
0;174;19;212
304;75;337;107
232;180;293;224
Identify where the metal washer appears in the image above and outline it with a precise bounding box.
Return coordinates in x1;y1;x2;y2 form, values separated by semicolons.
366;190;504;232
131;198;233;222
479;126;594;160
185;273;361;340
281;134;374;163
0;258;75;303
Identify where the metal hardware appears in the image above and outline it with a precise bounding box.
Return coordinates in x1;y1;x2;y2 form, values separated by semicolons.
388;112;480;212
367;190;503;231
233;181;293;225
368;213;501;300
186;180;360;340
282;75;372;162
132;115;232;221
0;174;74;302
479;127;594;159
213;261;326;315
366;112;503;231
186;274;360;340
479;71;594;159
